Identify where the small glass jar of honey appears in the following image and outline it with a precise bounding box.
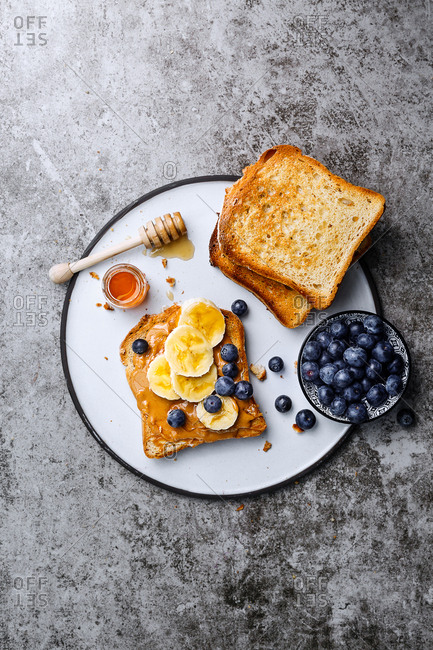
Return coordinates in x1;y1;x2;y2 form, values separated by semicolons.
102;264;149;309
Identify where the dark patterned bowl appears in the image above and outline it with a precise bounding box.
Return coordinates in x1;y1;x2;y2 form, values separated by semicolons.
297;310;411;424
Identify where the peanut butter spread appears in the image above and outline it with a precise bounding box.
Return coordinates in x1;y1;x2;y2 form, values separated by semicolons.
127;307;264;452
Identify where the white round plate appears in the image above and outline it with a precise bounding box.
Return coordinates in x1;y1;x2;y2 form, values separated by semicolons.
61;177;380;498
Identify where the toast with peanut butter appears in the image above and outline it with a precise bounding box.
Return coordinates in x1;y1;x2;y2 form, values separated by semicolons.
218;145;385;309
120;304;266;459
209;224;311;328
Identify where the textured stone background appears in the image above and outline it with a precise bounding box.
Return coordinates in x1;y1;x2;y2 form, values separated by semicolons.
1;0;432;648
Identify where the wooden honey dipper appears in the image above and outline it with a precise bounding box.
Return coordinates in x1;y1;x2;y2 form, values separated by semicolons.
49;212;187;284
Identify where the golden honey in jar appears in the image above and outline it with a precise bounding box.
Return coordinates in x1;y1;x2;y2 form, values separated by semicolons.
102;264;149;309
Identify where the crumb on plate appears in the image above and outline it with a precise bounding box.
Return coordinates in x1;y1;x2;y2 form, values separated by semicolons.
250;363;266;381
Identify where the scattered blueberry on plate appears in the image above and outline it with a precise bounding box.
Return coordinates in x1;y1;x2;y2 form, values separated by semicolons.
231;299;248;317
132;338;148;354
275;395;292;413
295;409;316;431
268;356;284;372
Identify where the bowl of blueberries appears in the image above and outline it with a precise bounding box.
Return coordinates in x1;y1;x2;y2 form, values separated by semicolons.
297;311;411;425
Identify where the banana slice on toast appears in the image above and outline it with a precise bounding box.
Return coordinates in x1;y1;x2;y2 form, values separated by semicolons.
165;324;213;377
147;355;180;400
171;364;217;402
179;298;225;347
197;396;239;431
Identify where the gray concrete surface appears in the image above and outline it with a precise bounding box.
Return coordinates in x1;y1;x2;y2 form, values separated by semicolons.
1;0;432;647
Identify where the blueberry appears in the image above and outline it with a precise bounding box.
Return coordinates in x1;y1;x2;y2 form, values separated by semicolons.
343;346;368;368
366;384;388;407
365;359;383;380
346;402;368;424
330;396;347;416
334;359;347;371
364;314;384;336
275;395;292;413
222;363;239;379
356;333;375;350
295;409;316;430
316;330;333;349
234;380;253;400
386;374;403;397
204;395;222;413
361;377;373;394
342;382;363;403
301;361;320;382
167;408;186;428
303;340;322;361
348;366;364;381
231;299;248;317
318;385;334;406
349;321;365;340
132;338;148;354
372;340;395;364
333;369;353;389
221;344;238;362
330;320;349;340
269;356;284;372
320;363;338;385
312;377;324;387
387;354;404;375
215;376;235;396
319;351;333;366
397;408;415;427
327;340;346;359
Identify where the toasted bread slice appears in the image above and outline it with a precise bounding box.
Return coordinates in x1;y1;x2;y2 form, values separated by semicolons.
218;145;385;309
209;224;311;328
120;305;266;458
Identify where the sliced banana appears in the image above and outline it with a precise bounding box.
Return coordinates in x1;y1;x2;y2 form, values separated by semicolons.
197;396;239;431
171;364;217;402
179;298;226;347
165;324;213;377
147;354;180;400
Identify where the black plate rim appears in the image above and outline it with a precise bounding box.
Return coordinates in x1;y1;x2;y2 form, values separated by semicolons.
60;175;382;500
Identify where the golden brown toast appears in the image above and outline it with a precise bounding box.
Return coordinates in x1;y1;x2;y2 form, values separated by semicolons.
209;224;311;328
218;145;385;309
120;305;266;458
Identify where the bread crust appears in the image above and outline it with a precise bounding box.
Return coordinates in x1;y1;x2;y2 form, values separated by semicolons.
120;305;266;458
218;145;385;309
